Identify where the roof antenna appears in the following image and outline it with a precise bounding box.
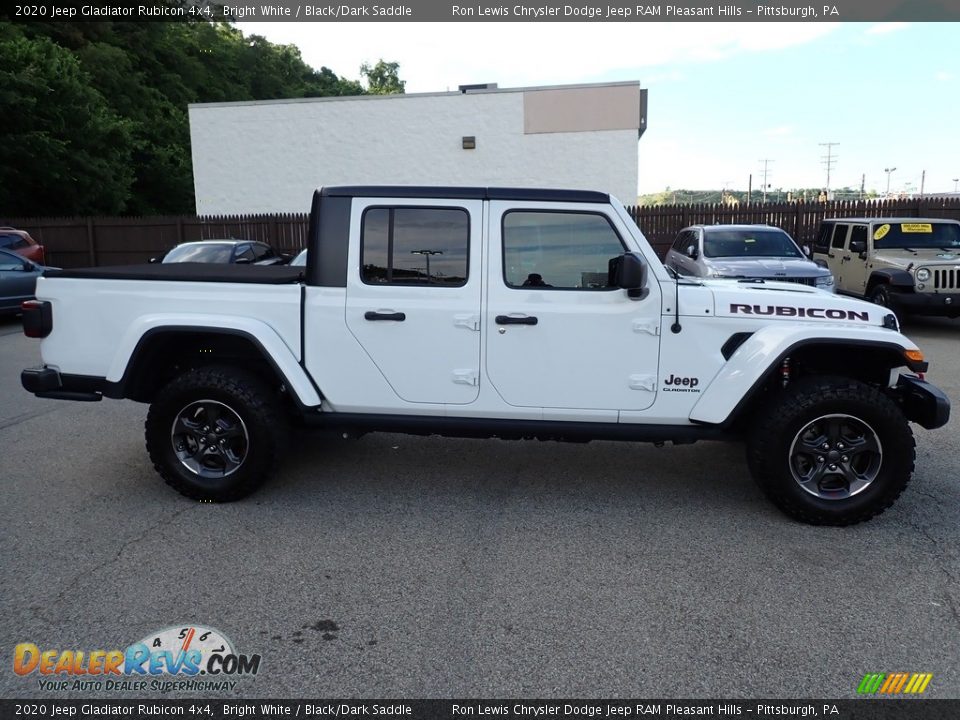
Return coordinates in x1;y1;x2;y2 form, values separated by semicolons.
670;267;682;334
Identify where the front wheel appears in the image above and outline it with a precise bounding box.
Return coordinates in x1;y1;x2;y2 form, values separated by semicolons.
747;376;915;525
869;283;893;309
145;366;285;501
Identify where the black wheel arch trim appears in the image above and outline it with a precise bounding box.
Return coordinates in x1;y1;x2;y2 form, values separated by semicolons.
869;269;914;290
114;326;322;408
715;338;933;428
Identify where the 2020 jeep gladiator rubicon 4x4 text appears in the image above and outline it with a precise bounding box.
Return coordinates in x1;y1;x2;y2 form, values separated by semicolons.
21;187;950;525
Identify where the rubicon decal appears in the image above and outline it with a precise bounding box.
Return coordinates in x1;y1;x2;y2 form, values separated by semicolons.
13;625;261;693
730;304;870;321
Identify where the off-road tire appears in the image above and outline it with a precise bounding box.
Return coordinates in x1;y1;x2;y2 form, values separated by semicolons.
869;283;893;309
746;376;914;526
145;365;285;501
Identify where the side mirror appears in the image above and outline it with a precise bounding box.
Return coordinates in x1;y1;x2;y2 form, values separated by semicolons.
849;240;866;254
802;245;812;257
686;244;699;260
609;252;649;300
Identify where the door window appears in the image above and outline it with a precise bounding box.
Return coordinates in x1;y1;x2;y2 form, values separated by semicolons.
361;207;469;286
831;224;849;250
502;211;625;290
849;225;868;252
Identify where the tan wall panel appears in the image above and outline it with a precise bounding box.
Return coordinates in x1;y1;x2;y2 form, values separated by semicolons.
524;85;641;135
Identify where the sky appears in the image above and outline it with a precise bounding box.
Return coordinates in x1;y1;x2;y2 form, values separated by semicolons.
236;21;960;197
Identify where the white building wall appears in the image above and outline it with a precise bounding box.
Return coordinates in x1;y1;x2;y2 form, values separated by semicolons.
189;87;640;215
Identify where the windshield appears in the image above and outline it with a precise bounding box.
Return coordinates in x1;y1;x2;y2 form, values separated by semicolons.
703;229;802;259
872;222;960;250
163;243;234;263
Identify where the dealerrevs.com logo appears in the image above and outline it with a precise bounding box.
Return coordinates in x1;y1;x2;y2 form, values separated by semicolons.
13;625;261;693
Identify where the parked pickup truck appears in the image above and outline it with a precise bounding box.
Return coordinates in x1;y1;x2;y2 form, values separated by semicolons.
21;187;950;525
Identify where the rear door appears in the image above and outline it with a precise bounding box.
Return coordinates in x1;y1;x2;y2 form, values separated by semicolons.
825;223;850;291
345;198;482;405
485;202;661;412
843;224;870;294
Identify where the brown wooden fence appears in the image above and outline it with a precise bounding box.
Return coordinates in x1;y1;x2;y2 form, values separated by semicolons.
628;196;960;258
1;214;310;268
6;197;960;269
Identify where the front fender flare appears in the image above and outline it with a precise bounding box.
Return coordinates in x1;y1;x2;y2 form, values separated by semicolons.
689;324;920;426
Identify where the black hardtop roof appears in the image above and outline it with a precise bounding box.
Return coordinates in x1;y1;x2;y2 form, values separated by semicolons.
318;186;610;203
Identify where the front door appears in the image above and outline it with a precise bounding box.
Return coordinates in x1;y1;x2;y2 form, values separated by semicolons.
485;203;662;412
345;199;482;405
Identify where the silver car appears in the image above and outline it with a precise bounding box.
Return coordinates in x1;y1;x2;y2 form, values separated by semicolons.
665;224;835;291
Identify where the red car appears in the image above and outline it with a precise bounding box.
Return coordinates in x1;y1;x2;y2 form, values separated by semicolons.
0;227;46;265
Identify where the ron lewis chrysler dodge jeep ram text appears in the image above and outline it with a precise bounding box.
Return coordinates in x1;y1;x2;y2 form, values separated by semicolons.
21;187;950;525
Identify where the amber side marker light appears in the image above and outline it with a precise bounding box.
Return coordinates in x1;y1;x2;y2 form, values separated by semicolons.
903;349;927;379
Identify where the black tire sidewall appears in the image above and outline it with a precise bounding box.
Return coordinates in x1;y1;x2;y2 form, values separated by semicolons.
750;379;914;524
870;284;890;306
146;368;280;501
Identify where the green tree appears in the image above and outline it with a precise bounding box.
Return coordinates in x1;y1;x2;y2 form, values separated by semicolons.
0;27;134;216
0;19;379;215
360;59;406;95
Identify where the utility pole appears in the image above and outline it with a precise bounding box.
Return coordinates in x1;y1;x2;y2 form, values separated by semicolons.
410;249;442;282
819;142;839;197
920;170;925;199
859;173;865;200
954;178;959;193
884;167;897;197
747;174;752;203
759;160;773;202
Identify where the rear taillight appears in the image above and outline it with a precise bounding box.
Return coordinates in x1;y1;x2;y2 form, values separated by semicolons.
22;300;52;338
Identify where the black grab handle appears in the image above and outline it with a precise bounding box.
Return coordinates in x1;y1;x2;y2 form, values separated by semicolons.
495;315;538;325
364;311;406;321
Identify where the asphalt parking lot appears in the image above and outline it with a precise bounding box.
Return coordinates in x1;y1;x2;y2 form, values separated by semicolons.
1;313;958;700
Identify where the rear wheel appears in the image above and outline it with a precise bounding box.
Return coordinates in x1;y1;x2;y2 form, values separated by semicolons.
145;366;285;501
747;376;914;525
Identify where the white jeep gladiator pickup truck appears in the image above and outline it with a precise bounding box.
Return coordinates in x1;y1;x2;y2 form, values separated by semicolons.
20;186;950;525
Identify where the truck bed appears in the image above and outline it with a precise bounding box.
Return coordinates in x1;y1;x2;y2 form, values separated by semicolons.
44;263;305;285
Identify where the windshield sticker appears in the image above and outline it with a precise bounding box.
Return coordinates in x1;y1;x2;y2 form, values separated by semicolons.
901;223;933;233
874;224;891;240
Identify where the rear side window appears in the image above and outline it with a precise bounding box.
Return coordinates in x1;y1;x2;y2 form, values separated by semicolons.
831;224;849;249
502;211;625;290
361;207;469;286
0;233;29;250
234;244;256;263
253;243;273;261
814;224;832;253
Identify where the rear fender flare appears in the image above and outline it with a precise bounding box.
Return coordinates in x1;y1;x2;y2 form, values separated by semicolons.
107;315;321;407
